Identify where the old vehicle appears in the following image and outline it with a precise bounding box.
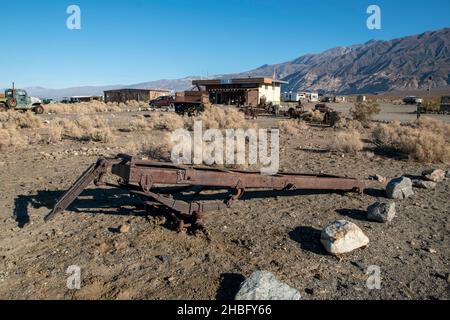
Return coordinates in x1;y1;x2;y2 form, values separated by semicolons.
240;96;281;119
403;96;423;105
149;95;175;108
0;87;44;114
46;154;365;231
173;91;209;116
440;96;450;113
287;103;342;127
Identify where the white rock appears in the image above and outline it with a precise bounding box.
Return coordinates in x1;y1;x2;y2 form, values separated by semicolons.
422;169;445;182
386;177;414;199
367;201;396;223
235;271;301;300
370;174;386;183
413;180;437;190
320;220;369;255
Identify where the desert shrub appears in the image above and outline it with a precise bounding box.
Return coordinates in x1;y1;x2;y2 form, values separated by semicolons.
58;118;83;139
146;113;185;131
126;100;149;109
141;133;174;161
185;106;252;131
346;120;364;132
307;110;324;122
75;115;107;130
371;117;450;163
128;115;151;132
420;98;439;112
0;128;27;150
279;120;309;135
89;128;115;143
41;122;63;144
0;110;42;129
350;101;380;124
416;117;450;137
46;101;124;115
331;130;364;153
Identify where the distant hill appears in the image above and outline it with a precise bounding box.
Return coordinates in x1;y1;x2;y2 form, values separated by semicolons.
22;77;199;100
20;28;450;99
234;28;450;95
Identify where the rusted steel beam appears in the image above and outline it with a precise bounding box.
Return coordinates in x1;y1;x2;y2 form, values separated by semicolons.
46;154;365;230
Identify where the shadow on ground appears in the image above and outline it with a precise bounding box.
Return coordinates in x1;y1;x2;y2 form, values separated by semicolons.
289;226;328;255
215;273;246;300
335;208;367;221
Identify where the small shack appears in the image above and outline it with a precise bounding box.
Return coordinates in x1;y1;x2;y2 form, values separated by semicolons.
192;77;287;106
104;89;171;103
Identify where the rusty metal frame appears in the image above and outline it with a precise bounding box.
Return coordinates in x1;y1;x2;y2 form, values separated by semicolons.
45;154;365;231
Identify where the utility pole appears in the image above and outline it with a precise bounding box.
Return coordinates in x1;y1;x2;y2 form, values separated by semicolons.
428;76;432;98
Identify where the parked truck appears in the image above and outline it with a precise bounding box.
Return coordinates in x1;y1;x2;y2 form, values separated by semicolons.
172;90;209;116
0;87;44;114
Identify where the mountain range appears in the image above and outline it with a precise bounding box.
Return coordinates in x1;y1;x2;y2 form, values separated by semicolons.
15;28;450;99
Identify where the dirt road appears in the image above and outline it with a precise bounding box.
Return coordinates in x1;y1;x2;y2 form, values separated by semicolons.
0;110;448;300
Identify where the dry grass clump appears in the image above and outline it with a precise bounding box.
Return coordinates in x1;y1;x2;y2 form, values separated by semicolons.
346;120;365;132
307;110;324;122
53;115;116;143
46;101;123;115
0;128;27;150
416;117;450;137
371;117;450;163
0;110;42;129
350;101;380;124
127;114;185;132
331;130;364;153
125;100;149;109
279;120;309;135
420;98;439;112
72;116;115;143
148;113;185;131
141;133;174;162
57;118;83;139
89;128;115;143
128;115;151;132
185;105;253;131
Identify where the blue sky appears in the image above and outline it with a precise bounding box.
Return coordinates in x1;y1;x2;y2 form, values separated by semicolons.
1;0;449;88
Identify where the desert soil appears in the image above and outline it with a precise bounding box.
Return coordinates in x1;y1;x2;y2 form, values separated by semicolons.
0;104;449;300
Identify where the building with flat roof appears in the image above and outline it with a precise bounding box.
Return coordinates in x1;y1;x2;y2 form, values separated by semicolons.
192;77;288;106
103;88;171;103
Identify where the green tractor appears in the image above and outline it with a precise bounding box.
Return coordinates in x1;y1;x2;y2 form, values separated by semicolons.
0;87;44;114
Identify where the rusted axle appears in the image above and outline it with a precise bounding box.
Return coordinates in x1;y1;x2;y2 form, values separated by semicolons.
46;154;365;230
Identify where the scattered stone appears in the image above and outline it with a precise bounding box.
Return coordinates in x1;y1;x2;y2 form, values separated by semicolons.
370;174;386;183
386;177;414;199
235;271;301;300
320;220;370;255
412;180;437;190
422;169;445;183
118;224;130;234
156;255;170;263
446;171;450;178
367;201;396;223
428;248;437;254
